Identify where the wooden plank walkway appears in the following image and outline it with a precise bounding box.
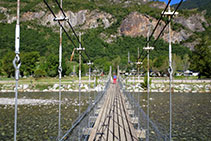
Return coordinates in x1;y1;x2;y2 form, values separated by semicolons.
88;84;139;141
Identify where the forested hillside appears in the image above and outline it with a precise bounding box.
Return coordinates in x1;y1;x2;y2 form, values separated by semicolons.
176;0;211;15
0;0;210;78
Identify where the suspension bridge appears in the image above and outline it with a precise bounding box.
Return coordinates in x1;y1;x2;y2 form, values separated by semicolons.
11;0;184;140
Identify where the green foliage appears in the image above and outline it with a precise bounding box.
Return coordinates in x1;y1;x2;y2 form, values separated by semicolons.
46;55;59;77
175;0;211;16
190;33;211;78
0;0;194;77
141;74;152;90
34;69;47;78
2;51;15;77
65;61;77;76
35;84;52;91
76;63;86;76
20;52;40;76
0;59;3;76
112;56;121;73
95;76;99;86
152;55;168;73
0;13;6;21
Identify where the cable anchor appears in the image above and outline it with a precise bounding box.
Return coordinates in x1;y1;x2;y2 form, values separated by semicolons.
58;66;62;73
168;66;173;75
13;54;21;80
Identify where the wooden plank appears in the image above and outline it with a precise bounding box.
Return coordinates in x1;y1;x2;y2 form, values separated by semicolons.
88;85;112;140
88;84;139;141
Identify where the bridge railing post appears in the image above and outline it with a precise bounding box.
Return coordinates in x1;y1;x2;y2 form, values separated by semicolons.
13;1;21;141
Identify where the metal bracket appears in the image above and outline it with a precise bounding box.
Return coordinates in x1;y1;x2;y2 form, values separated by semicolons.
54;17;69;21
87;61;93;66
162;11;178;16
76;48;85;51
136;62;142;65
143;46;154;50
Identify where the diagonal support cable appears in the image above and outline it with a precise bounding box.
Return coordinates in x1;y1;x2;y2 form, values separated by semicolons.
43;0;77;49
54;0;91;61
137;0;172;62
138;0;183;63
152;0;183;46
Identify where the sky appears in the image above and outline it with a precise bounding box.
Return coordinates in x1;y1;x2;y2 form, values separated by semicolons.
158;0;184;5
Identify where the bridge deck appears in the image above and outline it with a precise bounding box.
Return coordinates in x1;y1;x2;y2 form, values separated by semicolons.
88;84;138;141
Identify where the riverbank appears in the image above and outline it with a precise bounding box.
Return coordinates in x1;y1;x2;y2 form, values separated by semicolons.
0;77;210;93
124;79;211;93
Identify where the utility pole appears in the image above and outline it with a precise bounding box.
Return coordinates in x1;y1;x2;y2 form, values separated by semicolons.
163;2;178;140
76;33;85;141
57;0;63;140
49;1;69;139
137;48;140;80
136;47;142;131
13;0;21;141
87;60;93;129
109;66;112;81
135;60;142;131
143;25;154;141
132;68;136;118
52;0;69;139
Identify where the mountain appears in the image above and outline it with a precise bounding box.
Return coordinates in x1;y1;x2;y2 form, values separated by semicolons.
0;0;210;77
174;0;211;16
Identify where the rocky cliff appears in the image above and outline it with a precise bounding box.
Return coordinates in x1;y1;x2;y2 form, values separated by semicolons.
0;1;209;50
119;12;192;43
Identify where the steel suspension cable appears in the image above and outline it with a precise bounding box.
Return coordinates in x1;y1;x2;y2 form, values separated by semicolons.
44;0;92;63
43;0;78;49
88;65;91;128
147;0;172;44
146;49;150;141
54;0;91;61
87;60;93;131
152;0;183;47
137;0;183;63
58;0;63;140
78;33;82;141
136;0;172;62
13;1;21;141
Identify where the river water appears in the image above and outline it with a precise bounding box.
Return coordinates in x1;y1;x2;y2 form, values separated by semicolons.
134;92;211;140
0;92;96;140
0;92;210;140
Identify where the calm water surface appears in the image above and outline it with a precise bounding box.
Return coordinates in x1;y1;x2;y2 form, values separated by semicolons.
0;92;95;140
135;92;211;140
0;92;210;140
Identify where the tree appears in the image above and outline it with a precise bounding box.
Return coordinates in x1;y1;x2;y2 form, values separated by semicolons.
152;56;168;75
172;54;183;74
65;61;74;76
34;69;47;78
0;59;3;76
46;54;59;77
112;56;121;73
20;52;40;76
76;63;86;76
190;36;211;78
141;75;152;90
2;51;15;77
182;54;190;71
